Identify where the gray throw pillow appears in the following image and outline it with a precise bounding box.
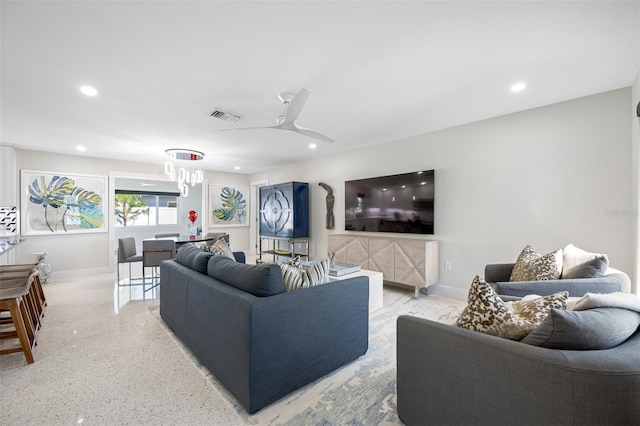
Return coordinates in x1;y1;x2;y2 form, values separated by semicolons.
561;244;608;279
521;307;640;350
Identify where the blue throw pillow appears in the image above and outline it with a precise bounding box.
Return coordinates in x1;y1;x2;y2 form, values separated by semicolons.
521;308;640;350
175;244;213;274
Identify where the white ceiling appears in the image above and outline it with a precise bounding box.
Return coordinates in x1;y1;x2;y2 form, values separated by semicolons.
2;1;639;174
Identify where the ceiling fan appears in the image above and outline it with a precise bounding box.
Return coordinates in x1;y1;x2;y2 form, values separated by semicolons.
220;88;334;143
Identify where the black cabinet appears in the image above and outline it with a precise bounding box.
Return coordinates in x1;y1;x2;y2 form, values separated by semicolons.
259;182;309;238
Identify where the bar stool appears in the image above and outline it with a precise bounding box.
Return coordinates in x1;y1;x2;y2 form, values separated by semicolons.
0;268;42;336
1;269;43;332
0;272;38;364
0;261;48;316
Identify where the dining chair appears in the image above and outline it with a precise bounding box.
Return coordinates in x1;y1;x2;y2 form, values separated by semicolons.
117;237;143;285
142;239;176;291
205;232;230;246
154;233;180;238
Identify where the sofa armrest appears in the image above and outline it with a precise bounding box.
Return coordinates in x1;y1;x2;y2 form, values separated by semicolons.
233;251;246;263
396;315;640;426
484;263;514;283
496;271;630;298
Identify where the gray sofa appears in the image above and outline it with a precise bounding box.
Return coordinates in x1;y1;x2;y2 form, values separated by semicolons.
159;245;369;414
485;263;631;299
397;314;640;425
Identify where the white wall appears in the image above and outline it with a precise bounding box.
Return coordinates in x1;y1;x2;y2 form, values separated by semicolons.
252;88;635;299
9;88;635;294
0;145;19;265
14;150;249;278
632;70;640;294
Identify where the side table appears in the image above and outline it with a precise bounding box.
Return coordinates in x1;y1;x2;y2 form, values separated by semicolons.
329;269;383;313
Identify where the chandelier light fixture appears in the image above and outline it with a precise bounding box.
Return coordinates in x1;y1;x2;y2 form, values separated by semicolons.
164;148;204;197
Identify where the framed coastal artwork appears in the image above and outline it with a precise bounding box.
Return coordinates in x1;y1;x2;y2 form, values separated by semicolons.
21;170;107;235
209;184;249;227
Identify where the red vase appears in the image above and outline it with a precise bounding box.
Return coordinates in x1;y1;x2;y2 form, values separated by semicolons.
188;210;198;224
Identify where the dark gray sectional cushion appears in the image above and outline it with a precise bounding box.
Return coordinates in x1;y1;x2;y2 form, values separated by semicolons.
561;244;609;279
175;244;214;274
207;255;285;297
521;308;640;350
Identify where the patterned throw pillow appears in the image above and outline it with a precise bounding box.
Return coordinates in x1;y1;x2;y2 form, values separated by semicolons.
278;258;331;292
509;245;562;281
287;255;302;268
455;276;568;340
209;238;235;260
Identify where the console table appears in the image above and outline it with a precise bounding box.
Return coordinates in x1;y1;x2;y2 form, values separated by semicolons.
329;269;383;313
328;235;438;298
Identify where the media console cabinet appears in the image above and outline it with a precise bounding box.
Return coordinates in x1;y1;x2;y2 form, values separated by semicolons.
327;235;438;298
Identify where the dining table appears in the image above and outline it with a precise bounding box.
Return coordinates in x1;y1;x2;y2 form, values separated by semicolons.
148;234;217;249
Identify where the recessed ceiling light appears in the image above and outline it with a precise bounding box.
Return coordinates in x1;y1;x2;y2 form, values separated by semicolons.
309;143;317;149
234;166;240;170
79;85;98;96
511;82;526;93
76;145;86;152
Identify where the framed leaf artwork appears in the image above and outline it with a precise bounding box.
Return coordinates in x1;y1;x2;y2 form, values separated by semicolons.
209;184;249;227
21;170;107;235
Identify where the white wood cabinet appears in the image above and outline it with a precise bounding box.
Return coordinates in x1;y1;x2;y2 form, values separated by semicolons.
328;234;438;297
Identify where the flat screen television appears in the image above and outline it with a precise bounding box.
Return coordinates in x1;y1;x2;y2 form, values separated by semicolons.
344;170;434;234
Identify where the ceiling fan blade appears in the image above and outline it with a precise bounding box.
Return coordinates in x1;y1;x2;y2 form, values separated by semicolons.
293;124;334;143
219;125;278;132
283;88;310;125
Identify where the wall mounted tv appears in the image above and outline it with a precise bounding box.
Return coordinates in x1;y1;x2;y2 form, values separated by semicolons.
344;170;434;235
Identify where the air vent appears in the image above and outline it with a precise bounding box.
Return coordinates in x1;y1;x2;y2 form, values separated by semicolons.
211;110;241;122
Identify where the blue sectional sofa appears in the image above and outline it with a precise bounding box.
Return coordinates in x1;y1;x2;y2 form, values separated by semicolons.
159;245;370;413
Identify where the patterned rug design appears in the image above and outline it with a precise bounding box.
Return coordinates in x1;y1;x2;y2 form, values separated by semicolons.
150;287;466;425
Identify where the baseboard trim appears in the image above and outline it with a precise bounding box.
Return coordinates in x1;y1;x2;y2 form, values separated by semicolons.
424;284;467;301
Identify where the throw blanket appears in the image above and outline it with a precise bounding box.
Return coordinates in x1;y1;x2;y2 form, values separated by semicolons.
572;292;640;312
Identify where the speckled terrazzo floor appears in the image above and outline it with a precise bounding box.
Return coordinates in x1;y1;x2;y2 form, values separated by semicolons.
0;271;465;425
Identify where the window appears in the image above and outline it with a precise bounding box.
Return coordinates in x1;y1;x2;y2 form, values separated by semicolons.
115;190;179;227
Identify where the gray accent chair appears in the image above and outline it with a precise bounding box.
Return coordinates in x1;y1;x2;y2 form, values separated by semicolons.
396;315;640;425
117;237;143;284
485;263;631;300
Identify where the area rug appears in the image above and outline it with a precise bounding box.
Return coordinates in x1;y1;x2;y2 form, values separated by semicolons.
149;287;466;425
